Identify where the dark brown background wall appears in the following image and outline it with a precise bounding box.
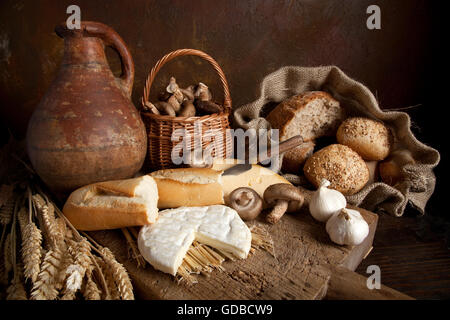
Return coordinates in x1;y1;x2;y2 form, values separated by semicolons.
0;0;434;137
0;0;444;213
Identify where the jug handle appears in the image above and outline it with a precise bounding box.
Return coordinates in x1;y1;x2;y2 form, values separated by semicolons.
82;21;135;98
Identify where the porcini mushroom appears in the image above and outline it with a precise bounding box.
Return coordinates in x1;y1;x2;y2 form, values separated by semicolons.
180;86;195;101
195;100;223;115
178;100;196;117
229;187;263;221
194;82;212;101
143;101;160;115
263;184;304;224
154;101;176;116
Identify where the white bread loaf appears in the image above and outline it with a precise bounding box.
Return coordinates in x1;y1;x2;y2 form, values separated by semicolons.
150;168;225;209
266;91;345;142
63;176;159;231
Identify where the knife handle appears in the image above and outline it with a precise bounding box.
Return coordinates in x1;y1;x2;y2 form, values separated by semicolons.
258;135;304;163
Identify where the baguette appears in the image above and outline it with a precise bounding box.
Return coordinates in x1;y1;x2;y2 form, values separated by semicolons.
150;168;225;209
63;176;159;231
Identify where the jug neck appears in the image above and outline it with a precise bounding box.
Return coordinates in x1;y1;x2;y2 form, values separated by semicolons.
62;35;109;67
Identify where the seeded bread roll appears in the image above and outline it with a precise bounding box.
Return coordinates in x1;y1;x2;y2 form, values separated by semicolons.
281;141;315;174
266;91;345;142
303;144;369;195
336;117;392;161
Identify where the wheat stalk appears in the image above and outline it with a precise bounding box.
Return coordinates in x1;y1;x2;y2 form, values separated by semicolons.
82;266;101;300
100;247;134;300
30;247;63;300
0;184;14;225
17;206;42;284
32;194;63;249
95;255;119;300
6;277;27;300
122;228;146;268
4;231;12;278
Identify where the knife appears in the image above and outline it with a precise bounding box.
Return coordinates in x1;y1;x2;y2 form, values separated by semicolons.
222;135;304;176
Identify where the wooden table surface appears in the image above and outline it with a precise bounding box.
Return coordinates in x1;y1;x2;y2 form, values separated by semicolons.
355;206;450;299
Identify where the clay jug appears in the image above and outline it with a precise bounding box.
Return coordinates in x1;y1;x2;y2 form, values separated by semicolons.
26;21;147;196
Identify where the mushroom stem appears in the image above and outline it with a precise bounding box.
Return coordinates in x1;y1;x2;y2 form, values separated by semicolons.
266;200;289;224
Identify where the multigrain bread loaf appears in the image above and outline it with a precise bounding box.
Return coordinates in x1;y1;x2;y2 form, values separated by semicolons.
63;176;159;231
281;141;315;174
150;168;225;209
303;144;369;195
336;117;392;160
266;91;345;142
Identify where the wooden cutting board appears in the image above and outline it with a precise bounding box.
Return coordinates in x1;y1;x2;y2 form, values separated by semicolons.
91;206;411;300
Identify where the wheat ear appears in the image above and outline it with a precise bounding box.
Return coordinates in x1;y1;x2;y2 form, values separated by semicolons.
18;206;42;284
95;255;119;300
82;266;101;300
100;247;134;300
31;247;63;300
32;194;63;248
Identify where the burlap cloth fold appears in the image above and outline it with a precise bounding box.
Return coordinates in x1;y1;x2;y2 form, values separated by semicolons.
233;66;440;216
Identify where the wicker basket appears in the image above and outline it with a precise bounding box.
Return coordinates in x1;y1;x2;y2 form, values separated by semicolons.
140;49;232;170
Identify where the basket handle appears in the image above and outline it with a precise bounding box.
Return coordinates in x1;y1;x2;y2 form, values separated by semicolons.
141;49;232;113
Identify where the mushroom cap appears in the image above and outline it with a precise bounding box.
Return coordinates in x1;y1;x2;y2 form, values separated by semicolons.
229;187;263;221
263;183;304;212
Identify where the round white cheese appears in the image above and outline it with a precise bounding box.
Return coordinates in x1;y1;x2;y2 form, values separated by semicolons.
138;205;252;276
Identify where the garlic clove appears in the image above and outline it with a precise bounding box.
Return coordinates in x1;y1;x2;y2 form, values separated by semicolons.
309;179;346;222
325;208;369;246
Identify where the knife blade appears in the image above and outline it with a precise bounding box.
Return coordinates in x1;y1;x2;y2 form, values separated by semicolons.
222;135;304;176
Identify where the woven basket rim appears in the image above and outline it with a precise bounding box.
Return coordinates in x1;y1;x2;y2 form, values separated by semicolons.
140;110;230;122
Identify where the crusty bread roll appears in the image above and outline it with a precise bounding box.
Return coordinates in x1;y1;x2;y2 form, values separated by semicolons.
336;117;392;161
266;91;345;142
379;149;415;186
63;176;159;231
281;141;315;174
303;144;369;195
150;168;225;209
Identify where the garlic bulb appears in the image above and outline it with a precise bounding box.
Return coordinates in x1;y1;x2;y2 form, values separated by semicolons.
326;208;369;246
309;179;346;222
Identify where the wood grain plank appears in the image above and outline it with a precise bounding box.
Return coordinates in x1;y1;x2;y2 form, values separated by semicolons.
91;207;378;300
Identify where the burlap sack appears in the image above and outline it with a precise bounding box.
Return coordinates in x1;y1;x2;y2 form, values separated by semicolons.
233;66;440;216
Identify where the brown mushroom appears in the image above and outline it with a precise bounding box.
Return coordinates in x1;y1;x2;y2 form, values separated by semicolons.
178;100;196;117
158;91;172;101
154;101;176;116
180;86;195;101
167;94;181;112
194;82;212;101
263;184;304;224
195;100;223;115
229;187;263;221
143;101;160;115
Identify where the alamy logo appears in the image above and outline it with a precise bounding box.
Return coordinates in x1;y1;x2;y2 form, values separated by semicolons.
366;5;381;30
171;122;281;171
366;265;381;289
66;5;81;30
